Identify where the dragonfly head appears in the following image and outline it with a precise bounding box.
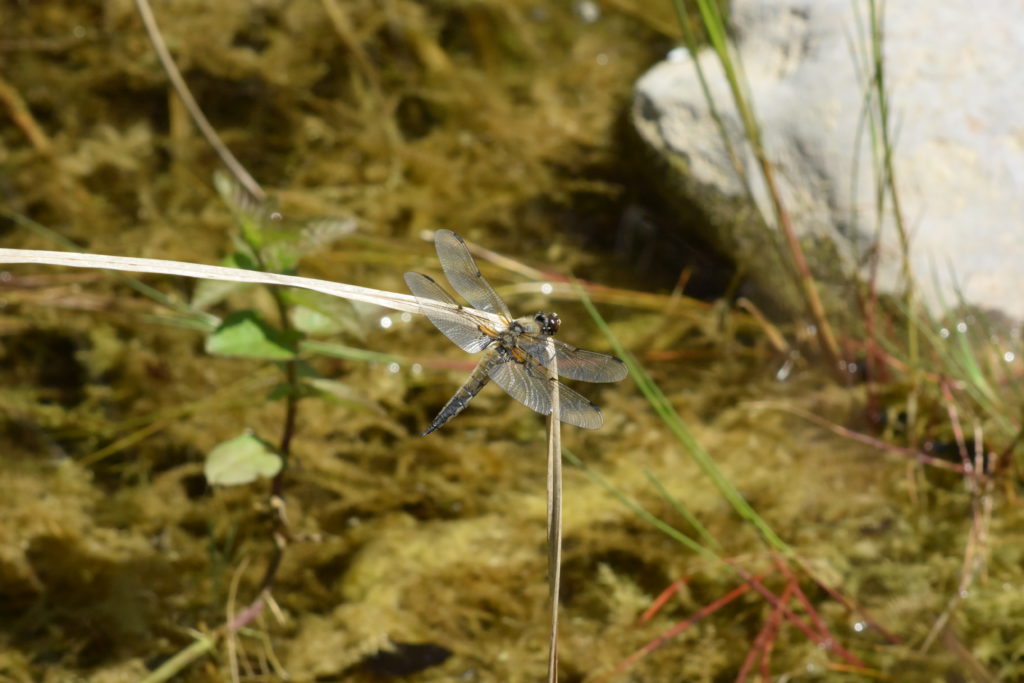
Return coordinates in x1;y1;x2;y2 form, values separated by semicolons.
535;312;561;336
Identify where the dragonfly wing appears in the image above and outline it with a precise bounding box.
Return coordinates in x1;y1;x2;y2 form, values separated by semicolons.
433;229;512;320
517;337;628;383
404;272;493;353
487;356;604;430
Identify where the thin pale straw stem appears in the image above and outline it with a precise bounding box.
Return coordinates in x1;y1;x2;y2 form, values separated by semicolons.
134;0;265;201
0;248;507;326
225;556;250;683
545;337;562;683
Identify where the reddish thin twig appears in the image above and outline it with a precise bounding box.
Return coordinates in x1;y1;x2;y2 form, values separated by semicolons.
639;576;692;624
770;404;964;473
920;385;994;653
758;158;843;376
940;381;972;475
602;581;755;681
771;555;832;642
793;558;901;644
736;581;795;682
759;581;795;681
727;564;865;668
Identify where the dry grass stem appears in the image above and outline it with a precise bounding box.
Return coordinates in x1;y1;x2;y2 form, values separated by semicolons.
0;247;509;325
134;0;265;201
545;337;562;683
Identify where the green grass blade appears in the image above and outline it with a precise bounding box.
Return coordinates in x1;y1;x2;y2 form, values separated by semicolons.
575;279;789;553
563;449;716;561
644;469;723;552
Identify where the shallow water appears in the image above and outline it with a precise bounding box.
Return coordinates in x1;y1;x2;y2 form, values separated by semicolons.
1;2;1020;681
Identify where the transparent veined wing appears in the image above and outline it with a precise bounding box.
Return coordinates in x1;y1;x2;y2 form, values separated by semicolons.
433;229;512;320
517;337;628;383
404;272;494;353
487;356;604;430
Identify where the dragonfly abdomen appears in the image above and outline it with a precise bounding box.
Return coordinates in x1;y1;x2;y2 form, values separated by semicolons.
422;355;501;435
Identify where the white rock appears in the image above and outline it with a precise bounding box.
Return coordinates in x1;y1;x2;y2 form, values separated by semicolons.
633;0;1024;319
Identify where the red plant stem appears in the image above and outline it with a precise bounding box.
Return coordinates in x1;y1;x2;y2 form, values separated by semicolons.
736;581;794;682
785;406;964;473
758;156;843;375
771;555;831;641
759;581;795;681
727;564;865;668
229;597;265;632
940;380;973;474
604;582;754;680
794;559;902;644
640;576;692;624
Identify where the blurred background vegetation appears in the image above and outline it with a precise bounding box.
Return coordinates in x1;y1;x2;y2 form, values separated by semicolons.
1;1;1022;681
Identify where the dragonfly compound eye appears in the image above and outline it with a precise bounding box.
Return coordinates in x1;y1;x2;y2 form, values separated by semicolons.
537;312;561;336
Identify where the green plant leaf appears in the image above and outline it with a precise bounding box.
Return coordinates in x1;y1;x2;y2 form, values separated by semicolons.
204;432;282;486
291;304;345;336
214;171;271;249
260;238;301;275
205;310;298;360
284;288;363;339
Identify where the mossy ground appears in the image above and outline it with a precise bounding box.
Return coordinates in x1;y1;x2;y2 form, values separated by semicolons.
1;2;1022;681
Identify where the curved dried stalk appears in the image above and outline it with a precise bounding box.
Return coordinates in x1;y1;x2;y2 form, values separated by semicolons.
134;0;265;202
0;247;510;326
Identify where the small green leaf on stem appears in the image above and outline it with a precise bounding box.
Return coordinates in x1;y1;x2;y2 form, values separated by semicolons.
284;289;362;338
204;431;283;486
206;310;299;360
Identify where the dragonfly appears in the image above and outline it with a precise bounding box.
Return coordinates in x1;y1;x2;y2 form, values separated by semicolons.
404;229;628;435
